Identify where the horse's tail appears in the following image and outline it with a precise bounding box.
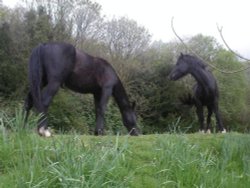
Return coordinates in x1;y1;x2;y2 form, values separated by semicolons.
179;93;195;106
28;44;43;111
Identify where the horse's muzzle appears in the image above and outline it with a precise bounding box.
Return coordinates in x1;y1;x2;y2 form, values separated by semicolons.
168;72;176;80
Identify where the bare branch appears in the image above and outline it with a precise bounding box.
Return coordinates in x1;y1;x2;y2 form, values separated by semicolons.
217;24;250;62
171;17;213;62
171;17;250;74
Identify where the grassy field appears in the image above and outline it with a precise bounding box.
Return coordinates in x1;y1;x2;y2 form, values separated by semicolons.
0;126;250;188
0;110;249;188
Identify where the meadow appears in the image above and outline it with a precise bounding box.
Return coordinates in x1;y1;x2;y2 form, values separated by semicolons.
0;111;250;188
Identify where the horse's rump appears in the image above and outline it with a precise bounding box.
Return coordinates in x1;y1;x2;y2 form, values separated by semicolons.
28;43;76;111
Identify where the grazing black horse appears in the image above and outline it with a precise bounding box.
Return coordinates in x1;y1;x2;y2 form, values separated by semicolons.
24;42;139;136
169;53;226;133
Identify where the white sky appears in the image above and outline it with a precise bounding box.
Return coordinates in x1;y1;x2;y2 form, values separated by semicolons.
2;0;250;58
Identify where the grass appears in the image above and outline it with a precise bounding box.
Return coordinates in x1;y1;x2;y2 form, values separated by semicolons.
0;111;250;187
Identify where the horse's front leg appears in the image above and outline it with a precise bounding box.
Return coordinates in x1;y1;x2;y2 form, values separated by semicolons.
196;105;205;133
94;87;112;135
213;103;226;133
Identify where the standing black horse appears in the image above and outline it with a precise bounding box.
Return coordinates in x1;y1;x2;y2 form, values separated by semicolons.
24;42;139;137
169;53;226;133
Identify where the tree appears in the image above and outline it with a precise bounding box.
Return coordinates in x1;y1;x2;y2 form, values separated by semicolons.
187;34;222;61
33;6;53;42
73;0;104;49
104;17;151;61
0;21;26;98
213;49;249;131
0;22;12;62
26;0;104;45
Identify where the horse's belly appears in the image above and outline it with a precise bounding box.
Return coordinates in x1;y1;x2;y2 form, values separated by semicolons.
199;95;215;106
65;74;98;94
65;83;98;94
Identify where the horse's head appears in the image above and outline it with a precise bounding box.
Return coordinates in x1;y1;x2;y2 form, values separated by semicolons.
122;101;139;136
169;53;190;80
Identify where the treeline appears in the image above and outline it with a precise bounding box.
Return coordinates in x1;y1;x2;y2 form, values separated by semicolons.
0;0;249;134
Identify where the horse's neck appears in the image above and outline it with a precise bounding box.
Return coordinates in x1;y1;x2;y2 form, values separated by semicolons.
114;92;133;123
116;95;131;114
190;67;212;90
113;81;131;113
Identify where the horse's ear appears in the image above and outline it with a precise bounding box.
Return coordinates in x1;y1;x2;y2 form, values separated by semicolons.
180;53;184;58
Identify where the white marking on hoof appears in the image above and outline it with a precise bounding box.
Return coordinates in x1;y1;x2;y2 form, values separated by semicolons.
129;127;139;136
221;129;227;134
199;130;205;134
38;127;52;137
206;129;211;134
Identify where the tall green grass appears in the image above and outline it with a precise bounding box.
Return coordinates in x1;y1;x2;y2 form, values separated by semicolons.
0;109;250;187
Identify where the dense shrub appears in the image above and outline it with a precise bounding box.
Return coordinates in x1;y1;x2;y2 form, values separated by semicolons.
213;50;250;131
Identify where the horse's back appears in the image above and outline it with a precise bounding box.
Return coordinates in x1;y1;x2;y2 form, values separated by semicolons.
94;57;118;86
65;50;118;93
41;42;76;66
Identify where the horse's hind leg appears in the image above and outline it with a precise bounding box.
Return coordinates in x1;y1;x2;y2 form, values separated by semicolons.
38;81;61;137
206;106;213;134
94;87;112;135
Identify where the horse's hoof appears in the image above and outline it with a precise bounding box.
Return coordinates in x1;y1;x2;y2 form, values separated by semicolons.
129;127;139;136
38;127;52;137
221;129;227;134
206;129;211;134
199;130;205;134
94;129;104;136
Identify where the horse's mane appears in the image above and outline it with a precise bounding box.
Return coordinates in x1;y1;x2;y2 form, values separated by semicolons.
183;54;207;69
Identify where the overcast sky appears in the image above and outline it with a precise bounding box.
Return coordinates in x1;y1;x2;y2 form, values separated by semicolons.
3;0;250;58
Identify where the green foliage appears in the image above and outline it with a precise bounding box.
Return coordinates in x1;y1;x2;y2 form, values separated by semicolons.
213;50;250;131
24;6;53;46
48;90;132;135
104;17;151;61
0;22;27;98
0;113;250;188
48;90;93;134
188;34;222;60
127;61;193;133
0;62;26;98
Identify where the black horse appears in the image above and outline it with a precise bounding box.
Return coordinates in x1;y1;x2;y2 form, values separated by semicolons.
24;42;139;136
169;53;226;133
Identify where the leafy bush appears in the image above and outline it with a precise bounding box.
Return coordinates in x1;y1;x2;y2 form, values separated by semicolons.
213;50;250;131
